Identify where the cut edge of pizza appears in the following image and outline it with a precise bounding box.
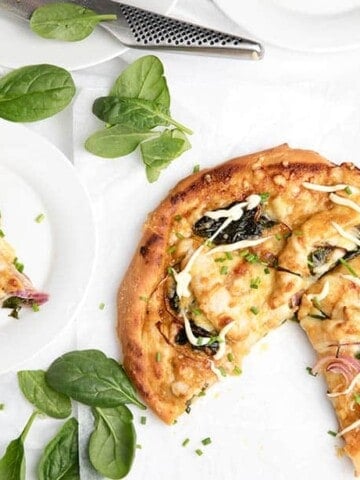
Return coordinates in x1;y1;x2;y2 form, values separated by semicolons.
117;143;360;473
0;233;48;319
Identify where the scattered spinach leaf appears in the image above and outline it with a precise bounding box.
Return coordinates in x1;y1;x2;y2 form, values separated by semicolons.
85;55;192;181
85;125;159;158
38;417;79;480
18;370;71;419
89;405;136;480
141;129;191;182
110;55;170;107
0;411;38;480
0;64;75;122
46;350;146;410
30;3;117;42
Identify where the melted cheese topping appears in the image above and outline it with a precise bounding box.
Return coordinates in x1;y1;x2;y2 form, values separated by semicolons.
331;222;360;248
329;193;360;214
328;372;360;398
214;321;236;360
341;275;360;287
302;182;357;193
307;280;330;302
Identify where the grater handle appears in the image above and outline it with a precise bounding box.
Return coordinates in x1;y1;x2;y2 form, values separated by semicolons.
98;3;264;60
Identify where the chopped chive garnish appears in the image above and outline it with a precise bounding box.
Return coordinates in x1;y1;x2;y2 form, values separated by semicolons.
233;366;242;375
227;352;234;362
339;258;359;277
327;430;337;437
155;352;161;362
182;438;190;447
250;306;259;315
35;213;45;223
139;296;148;302
136;444;142;449
293;230;303;237
225;252;233;260
0;404;4;411
167;267;175;276
201;437;212;446
218;366;227;377
193;164;200;173
275;233;282;241
306;366;317;377
191;308;202;316
195;449;203;456
13;258;24;273
99;302;105;310
0;229;4;238
240;249;249;257
198;389;206;397
264;267;270;274
244;252;260;264
259;192;270;203
174;214;182;222
167;245;176;254
345;186;352;195
220;266;228;275
31;303;40;312
175;232;185;240
214;257;227;263
354;394;360;405
140;416;147;425
250;277;261;289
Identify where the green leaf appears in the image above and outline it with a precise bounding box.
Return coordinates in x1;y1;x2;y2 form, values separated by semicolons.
89;406;136;480
46;350;146;410
85;125;159;158
0;64;75;122
141;129;191;182
0;411;38;480
110;55;170;107
38;418;79;480
93;96;192;134
30;3;117;42
17;370;71;419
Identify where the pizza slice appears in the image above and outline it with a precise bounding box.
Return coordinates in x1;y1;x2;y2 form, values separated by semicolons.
299;257;360;474
0;234;48;318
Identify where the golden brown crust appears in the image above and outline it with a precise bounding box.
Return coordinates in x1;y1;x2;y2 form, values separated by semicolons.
117;142;360;453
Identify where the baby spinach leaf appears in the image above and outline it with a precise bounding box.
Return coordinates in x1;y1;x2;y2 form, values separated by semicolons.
93;96;192;134
0;411;38;480
38;418;79;480
0;64;75;122
17;370;71;419
110;55;170;107
89;406;136;480
30;3;117;42
46;350;146;410
85;125;159;158
141;129;191;182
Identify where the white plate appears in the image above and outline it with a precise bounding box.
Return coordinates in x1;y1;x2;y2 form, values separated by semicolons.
0;0;177;71
213;0;360;52
0;119;95;373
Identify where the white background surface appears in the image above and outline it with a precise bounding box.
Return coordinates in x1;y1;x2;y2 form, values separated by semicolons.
2;1;360;479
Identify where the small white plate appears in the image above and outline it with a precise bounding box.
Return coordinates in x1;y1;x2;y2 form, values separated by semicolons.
213;0;360;52
0;119;96;373
0;0;177;70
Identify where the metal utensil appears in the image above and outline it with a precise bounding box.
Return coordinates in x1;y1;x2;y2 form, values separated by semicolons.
0;0;264;60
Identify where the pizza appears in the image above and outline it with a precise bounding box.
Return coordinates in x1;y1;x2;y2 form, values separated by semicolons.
0;233;48;318
117;144;360;473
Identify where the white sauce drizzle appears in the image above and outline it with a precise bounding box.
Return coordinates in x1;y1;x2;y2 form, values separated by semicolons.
337;418;360;438
328;372;360;398
329;193;360;214
331;222;360;248
307;280;330;302
209;360;223;380
341;274;360;287
302;182;358;193
214;321;236;360
181;309;210;346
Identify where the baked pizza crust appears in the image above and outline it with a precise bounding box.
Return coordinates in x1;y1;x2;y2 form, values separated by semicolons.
118;143;360;472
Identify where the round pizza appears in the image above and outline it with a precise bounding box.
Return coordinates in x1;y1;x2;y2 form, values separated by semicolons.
117;144;360;473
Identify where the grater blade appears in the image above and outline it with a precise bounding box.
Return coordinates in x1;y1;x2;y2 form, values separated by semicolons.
93;2;264;60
